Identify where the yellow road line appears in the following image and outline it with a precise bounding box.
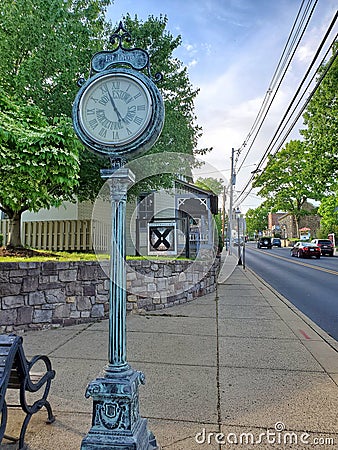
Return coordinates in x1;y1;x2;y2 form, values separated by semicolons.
249;247;338;276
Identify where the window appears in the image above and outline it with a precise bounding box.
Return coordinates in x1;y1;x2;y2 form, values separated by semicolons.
137;193;154;220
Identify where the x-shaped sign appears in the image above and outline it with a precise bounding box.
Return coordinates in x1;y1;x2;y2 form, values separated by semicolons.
151;228;172;250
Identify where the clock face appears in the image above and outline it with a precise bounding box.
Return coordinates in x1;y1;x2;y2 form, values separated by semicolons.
78;72;152;147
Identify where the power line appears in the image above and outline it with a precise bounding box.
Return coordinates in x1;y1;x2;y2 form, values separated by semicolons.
193;163;257;176
236;0;317;173
235;23;338;207
237;40;338;206
234;0;318;172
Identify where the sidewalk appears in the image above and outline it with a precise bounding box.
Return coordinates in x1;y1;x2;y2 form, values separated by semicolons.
3;259;338;449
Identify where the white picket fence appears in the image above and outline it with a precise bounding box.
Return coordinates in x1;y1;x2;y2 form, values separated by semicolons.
0;219;104;252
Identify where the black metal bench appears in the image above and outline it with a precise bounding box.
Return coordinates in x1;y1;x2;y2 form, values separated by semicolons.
0;334;56;449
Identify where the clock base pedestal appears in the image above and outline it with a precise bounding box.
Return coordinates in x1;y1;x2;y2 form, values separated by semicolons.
80;367;159;450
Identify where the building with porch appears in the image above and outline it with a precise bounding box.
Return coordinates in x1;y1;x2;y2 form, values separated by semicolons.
1;180;218;258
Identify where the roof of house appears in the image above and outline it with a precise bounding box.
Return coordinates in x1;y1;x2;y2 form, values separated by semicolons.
175;179;218;197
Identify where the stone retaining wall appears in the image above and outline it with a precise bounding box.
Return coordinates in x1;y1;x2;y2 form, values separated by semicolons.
0;257;220;332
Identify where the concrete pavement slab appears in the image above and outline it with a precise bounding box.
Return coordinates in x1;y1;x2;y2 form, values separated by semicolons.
148;301;216;318
218;285;265;295
271;304;311;322
17;323;91;357
26;412;90;450
218;304;277;320
48;329;217;366
218;318;298;339
218;336;324;371
219;277;251;286
1;411;90;450
40;356;104;412
128;315;217;337
90;313;218;337
128;331;217;366
148;419;220;450
219;283;257;289
219;367;338;431
48;330;109;361
218;295;272;305
282;318;324;341
131;362;218;424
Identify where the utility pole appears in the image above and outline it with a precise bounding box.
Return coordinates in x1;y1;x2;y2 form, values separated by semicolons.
222;185;226;244
228;147;235;254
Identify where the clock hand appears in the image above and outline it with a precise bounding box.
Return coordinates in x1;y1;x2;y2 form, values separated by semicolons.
106;87;124;123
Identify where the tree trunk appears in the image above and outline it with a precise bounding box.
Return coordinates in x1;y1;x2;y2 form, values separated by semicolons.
7;211;23;248
294;215;300;239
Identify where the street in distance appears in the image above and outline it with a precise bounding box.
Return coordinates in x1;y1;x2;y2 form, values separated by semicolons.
244;243;338;341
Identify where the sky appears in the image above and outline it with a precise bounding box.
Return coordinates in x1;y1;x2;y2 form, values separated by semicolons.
107;0;338;212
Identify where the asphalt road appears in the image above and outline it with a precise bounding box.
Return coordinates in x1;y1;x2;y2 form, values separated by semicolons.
243;242;338;341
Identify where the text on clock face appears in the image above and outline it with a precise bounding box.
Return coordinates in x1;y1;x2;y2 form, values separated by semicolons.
82;78;151;143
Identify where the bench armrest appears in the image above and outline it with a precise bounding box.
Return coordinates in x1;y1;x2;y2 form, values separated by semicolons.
25;355;56;392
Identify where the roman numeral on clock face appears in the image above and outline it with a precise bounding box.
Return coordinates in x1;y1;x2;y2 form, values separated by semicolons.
134;116;143;125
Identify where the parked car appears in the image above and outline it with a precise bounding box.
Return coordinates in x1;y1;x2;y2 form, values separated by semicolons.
257;237;272;249
310;239;334;256
272;238;282;247
290;242;320;259
233;238;244;246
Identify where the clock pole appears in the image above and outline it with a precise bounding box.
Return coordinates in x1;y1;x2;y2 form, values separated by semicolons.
80;161;158;450
103;163;133;372
72;22;164;450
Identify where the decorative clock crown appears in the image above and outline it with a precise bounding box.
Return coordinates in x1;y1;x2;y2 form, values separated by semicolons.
85;21;162;83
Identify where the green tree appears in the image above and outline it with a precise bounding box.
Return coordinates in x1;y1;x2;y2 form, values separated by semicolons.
301;42;338;193
194;177;224;195
245;204;269;236
0;0;112;245
252;140;319;235
0;91;80;247
317;194;338;238
0;0;111;118
0;5;208;219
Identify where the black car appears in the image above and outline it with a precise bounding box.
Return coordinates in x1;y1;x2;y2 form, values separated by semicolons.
272;238;282;247
311;239;334;256
257;237;272;249
290;241;321;259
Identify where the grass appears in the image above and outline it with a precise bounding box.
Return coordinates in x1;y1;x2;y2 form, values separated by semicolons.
0;251;107;263
0;249;190;263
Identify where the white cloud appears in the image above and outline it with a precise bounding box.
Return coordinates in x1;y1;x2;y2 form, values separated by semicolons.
187;59;198;68
184;43;194;52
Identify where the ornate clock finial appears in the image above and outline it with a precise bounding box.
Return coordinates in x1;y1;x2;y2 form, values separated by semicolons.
109;21;132;48
88;21;162;83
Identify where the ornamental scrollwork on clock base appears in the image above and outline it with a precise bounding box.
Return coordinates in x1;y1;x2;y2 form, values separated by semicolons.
94;400;129;430
81;368;158;449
